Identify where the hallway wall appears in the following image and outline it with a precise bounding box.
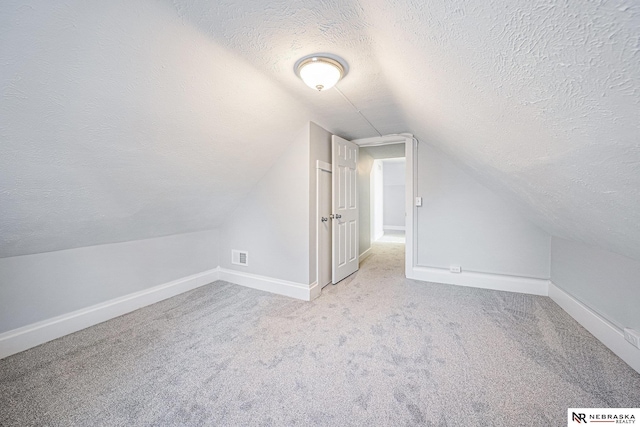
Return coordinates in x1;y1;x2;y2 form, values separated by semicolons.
382;160;406;229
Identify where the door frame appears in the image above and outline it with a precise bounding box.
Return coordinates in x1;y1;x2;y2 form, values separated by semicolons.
351;133;415;277
370;159;384;243
316;160;332;289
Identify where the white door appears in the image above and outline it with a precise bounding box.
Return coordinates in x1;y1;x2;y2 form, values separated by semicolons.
318;165;332;288
332;135;359;284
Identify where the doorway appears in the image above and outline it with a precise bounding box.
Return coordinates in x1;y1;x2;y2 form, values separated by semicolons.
316;135;360;288
316;134;415;291
371;158;406;245
357;142;407;265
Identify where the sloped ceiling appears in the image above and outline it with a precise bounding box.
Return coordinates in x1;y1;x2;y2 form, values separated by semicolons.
1;0;639;260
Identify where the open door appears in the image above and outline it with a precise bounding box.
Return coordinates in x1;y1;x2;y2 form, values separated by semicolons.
332;135;359;284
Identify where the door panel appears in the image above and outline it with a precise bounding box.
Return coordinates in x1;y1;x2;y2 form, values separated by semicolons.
332;135;359;284
338;222;346;266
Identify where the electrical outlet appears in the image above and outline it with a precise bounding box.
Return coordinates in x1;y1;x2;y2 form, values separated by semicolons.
449;265;461;274
624;328;640;349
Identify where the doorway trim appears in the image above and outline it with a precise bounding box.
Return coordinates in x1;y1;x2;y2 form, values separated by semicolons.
316;160;332;290
370;159;384;244
352;133;415;278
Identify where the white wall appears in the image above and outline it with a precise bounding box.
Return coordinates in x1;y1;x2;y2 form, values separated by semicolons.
219;126;311;285
416;143;550;279
382;160;406;228
551;237;640;332
0;229;219;334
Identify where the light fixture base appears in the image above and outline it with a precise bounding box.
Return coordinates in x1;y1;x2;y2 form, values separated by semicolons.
294;53;349;91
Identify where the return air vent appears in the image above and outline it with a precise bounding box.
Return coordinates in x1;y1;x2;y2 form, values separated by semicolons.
231;250;248;266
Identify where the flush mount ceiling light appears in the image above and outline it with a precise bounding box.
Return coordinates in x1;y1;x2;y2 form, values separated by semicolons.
294;54;348;91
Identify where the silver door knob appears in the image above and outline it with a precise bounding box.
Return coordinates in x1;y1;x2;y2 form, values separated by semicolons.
321;217;328;222
335;214;342;219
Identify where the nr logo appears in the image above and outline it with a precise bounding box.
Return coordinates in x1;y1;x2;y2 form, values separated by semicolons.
572;412;587;423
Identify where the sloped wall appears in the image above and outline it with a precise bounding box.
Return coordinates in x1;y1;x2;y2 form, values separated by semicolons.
0;0;316;258
551;237;640;333
416;143;551;279
368;0;640;263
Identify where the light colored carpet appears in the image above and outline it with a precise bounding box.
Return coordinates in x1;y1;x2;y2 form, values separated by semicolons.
1;243;639;426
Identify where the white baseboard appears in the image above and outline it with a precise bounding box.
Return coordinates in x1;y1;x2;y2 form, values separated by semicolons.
407;266;549;296
218;268;314;301
383;226;406;231
309;281;321;301
359;247;372;263
0;268;220;360
549;282;639;374
0;266;320;360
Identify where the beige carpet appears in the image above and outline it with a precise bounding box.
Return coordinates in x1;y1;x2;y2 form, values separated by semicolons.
1;242;638;426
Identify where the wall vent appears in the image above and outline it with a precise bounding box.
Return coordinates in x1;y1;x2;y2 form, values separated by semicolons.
231;250;248;266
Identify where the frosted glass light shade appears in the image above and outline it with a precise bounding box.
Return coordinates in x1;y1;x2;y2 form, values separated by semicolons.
297;57;344;91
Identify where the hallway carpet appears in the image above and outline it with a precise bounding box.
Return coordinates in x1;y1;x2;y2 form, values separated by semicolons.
1;243;639;426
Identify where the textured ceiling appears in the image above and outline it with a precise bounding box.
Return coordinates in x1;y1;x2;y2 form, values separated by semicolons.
1;0;639;260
